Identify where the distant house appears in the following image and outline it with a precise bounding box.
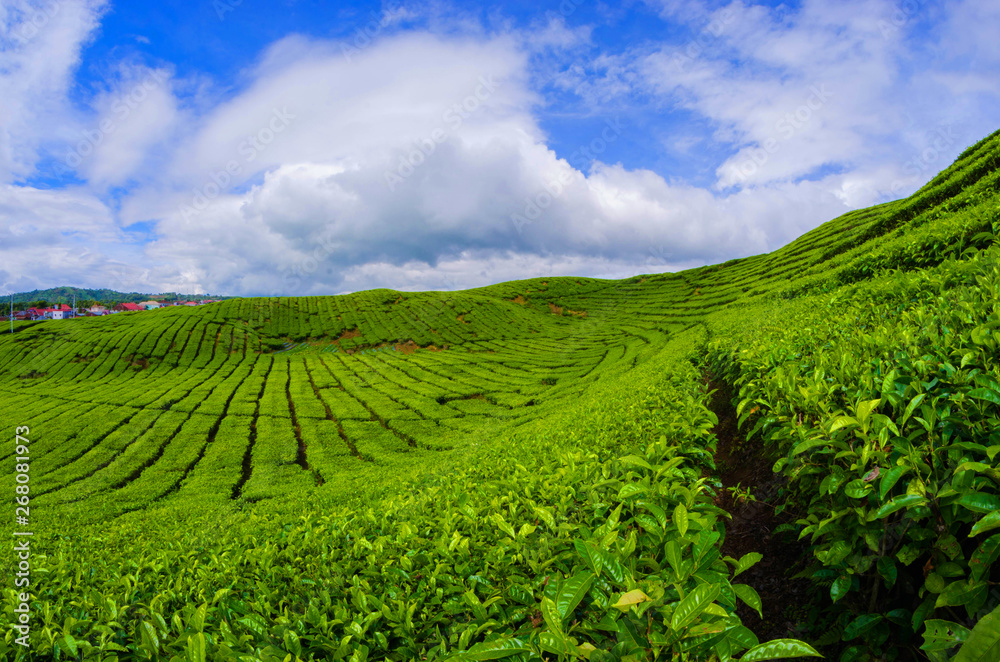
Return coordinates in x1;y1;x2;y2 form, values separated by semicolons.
139;300;161;310
44;304;73;320
113;303;142;312
88;305;108;314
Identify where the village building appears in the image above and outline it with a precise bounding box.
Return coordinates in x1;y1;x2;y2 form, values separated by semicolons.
13;304;76;320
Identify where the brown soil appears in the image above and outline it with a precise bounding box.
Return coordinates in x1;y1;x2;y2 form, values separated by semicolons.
549;302;563;315
457;314;468;324
707;379;814;644
511;295;527;305
337;327;361;341
395;340;418;355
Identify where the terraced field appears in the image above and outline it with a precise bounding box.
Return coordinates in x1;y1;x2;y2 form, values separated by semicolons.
1;128;999;661
0;288;667;522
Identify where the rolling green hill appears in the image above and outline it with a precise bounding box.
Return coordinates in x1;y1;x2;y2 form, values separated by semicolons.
1;128;999;661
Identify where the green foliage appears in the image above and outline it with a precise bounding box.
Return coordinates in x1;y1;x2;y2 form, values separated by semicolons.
1;357;816;661
706;250;1000;658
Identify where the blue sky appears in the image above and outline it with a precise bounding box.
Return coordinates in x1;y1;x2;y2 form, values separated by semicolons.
1;0;998;295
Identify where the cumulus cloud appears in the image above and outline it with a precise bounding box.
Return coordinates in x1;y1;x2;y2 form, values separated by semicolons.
138;130;859;296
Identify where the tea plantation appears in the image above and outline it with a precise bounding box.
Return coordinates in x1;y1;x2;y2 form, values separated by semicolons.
2;127;999;661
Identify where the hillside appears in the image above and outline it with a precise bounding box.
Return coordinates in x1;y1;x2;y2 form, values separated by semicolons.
1;128;999;661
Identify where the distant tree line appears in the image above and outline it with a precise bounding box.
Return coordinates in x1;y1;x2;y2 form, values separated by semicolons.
5;287;234;310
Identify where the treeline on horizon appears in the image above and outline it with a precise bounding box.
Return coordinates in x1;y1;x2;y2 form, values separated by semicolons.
5;287;233;310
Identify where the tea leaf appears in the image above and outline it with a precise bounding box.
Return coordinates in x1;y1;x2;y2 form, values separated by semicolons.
674;503;689;537
670;584;721;631
952;605;1000;662
739;639;822;660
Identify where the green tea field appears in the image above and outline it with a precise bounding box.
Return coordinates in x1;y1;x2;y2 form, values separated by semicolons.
2;128;1000;661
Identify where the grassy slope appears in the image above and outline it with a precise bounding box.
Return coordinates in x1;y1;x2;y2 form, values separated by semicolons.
0;128;997;660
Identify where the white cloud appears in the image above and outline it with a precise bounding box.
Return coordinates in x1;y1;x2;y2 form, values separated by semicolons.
136;134;860;296
68;65;180;187
639;0;899;188
0;183;151;293
153;32;537;195
0;0;107;181
635;0;1000;196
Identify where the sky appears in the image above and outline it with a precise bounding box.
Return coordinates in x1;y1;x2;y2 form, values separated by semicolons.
0;0;997;296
